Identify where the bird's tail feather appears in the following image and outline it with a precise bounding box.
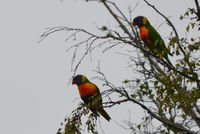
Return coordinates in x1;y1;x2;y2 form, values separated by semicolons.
97;108;111;121
164;55;173;67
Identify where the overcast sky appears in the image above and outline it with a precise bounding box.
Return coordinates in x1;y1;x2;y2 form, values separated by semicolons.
0;0;195;134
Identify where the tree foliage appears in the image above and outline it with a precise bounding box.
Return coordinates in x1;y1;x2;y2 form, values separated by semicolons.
41;0;200;133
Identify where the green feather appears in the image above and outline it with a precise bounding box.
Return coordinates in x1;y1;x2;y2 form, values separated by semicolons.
145;23;173;66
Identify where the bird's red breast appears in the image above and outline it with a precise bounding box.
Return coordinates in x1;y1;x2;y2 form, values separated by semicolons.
78;83;97;97
139;26;149;40
139;26;152;44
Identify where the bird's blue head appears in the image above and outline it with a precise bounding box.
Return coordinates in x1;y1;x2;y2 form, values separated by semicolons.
132;16;149;27
72;75;89;86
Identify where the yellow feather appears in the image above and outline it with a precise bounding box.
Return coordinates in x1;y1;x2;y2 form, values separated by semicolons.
142;17;148;25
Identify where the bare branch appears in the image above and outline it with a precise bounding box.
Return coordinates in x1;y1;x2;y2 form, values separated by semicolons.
194;0;200;20
119;89;196;134
101;1;137;43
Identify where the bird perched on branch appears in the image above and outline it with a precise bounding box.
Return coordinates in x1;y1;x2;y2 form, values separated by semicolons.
72;74;111;121
132;16;173;66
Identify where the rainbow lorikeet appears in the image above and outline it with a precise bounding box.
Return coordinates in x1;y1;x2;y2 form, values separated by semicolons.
132;16;173;65
72;75;111;121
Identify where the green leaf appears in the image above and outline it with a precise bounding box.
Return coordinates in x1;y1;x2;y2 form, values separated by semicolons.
184;11;189;16
180;15;184;20
123;79;129;83
137;124;141;129
154;81;159;86
186;25;190;32
191;23;195;29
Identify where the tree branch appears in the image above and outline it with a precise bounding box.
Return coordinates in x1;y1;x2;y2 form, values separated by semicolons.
194;0;200;20
117;89;196;134
101;1;137;43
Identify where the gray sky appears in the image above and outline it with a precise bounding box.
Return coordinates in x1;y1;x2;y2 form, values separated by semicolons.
0;0;195;134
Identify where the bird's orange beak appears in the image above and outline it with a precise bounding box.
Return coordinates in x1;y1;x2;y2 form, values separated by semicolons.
132;22;136;27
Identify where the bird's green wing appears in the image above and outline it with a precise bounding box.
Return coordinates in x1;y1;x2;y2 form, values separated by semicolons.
146;25;173;66
148;25;166;50
147;24;173;57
